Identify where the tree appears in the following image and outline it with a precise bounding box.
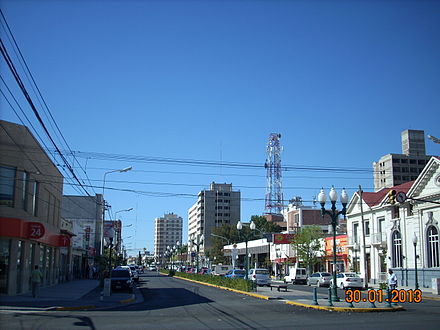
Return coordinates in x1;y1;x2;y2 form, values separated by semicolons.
290;225;324;275
250;215;282;234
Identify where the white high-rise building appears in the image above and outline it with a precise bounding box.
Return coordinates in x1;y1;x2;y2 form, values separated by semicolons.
188;182;240;255
154;213;183;264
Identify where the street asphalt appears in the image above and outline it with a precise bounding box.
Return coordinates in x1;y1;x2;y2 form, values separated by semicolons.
1;271;438;312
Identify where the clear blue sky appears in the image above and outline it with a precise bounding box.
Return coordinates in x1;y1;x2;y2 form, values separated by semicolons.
1;0;439;255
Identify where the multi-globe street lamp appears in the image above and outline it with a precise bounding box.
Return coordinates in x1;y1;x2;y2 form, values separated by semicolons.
412;233;419;290
190;234;204;273
236;220;256;280
317;186;349;303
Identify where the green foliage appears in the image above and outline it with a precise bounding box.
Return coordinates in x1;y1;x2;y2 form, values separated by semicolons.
290;225;324;275
174;272;254;292
250;215;282;234
379;282;388;290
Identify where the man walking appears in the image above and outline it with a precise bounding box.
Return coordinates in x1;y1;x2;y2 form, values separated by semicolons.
388;269;398;290
31;265;43;298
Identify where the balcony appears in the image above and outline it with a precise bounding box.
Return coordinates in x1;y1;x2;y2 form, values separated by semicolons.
371;232;387;247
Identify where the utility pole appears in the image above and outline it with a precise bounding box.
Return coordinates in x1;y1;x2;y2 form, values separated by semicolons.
359;185;369;289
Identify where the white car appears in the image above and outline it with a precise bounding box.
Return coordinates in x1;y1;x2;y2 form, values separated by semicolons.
332;272;363;289
248;268;271;286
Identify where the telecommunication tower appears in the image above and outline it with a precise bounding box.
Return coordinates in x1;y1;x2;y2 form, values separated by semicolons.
264;133;283;214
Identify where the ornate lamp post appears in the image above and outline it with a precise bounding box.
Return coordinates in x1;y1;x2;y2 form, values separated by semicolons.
318;186;349;302
237;220;256;280
191;234;204;273
412;233;419;290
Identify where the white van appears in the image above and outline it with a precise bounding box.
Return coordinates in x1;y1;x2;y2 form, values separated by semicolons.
212;264;233;276
284;266;307;284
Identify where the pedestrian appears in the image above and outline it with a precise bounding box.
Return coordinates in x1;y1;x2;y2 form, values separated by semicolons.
31;265;43;298
388;269;398;290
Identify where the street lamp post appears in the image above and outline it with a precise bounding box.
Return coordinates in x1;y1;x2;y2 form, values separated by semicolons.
318;186;349;303
412;234;419;290
101;166;132;256
237;220;256;280
191;234;204;273
107;226;115;274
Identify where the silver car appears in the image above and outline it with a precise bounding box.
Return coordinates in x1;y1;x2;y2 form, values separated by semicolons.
307;272;331;287
249;268;271;286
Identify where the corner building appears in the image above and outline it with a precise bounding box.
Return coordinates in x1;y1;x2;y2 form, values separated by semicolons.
0;120;69;295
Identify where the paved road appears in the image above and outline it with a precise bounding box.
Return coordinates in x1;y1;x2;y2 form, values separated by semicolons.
1;272;439;330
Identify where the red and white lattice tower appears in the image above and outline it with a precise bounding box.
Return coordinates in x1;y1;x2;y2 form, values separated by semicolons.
264;133;283;214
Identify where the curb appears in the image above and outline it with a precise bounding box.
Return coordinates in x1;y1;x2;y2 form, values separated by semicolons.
284;300;405;312
51;305;96;311
171;275;269;300
169;275;405;312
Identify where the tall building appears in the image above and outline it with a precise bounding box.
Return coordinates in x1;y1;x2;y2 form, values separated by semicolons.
154;213;183;264
373;129;432;191
188;182;241;254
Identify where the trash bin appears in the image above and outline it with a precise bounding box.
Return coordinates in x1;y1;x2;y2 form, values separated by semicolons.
432;278;440;295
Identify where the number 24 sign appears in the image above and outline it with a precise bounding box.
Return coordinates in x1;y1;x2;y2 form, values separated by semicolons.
28;222;45;239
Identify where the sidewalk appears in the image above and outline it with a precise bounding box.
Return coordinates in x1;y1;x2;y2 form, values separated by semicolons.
0;279;143;311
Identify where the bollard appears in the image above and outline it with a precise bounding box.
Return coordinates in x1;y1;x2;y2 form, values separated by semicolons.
100;291;104;302
313;287;319;305
328;287;333;307
386;289;392;308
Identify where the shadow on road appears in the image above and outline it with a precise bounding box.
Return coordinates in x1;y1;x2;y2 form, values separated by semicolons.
120;287;213;311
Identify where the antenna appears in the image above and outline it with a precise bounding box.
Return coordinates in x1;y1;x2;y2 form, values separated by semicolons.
264;133;283;214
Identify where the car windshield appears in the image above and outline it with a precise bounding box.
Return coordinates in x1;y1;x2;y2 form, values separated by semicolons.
321;273;331;276
234;270;246;275
255;270;269;275
111;270;130;277
345;273;359;277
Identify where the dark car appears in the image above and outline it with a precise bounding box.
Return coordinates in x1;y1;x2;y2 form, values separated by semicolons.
111;269;134;293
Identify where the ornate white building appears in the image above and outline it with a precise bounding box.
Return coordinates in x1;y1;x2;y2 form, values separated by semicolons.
347;156;440;289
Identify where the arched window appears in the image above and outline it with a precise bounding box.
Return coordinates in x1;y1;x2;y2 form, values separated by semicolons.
427;226;439;268
391;230;403;268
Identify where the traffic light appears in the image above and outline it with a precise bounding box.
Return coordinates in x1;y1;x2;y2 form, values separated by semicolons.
388;190;396;205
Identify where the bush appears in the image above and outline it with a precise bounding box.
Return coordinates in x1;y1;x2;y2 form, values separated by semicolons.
174;272;254;292
379;282;388;290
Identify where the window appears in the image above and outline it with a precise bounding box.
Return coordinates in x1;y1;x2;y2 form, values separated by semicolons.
365;221;370;236
353;223;359;243
391;206;400;219
410;159;417;164
427;226;439;268
401;159;408;164
0;165;16;207
31;181;39;216
391;231;403;268
22;171;29;211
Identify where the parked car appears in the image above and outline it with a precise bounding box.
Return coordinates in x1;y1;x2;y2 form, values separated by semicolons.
284;266;307;284
110;269;134;293
307;272;332;287
248;268;271;286
224;269;246;279
212;265;233;276
198;267;211;275
331;272;363;289
149;265;157;271
128;265;140;282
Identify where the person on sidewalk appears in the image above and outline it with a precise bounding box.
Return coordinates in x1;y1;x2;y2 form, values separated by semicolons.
388;269;398;290
31;265;43;298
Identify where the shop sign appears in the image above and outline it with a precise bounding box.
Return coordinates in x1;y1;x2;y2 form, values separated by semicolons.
273;233;295;244
28;222;45;239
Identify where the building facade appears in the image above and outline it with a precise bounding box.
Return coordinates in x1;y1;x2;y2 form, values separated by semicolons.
188;182;240;255
373;129;432;191
347;156;440;288
0;120;70;295
154;213;183;265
